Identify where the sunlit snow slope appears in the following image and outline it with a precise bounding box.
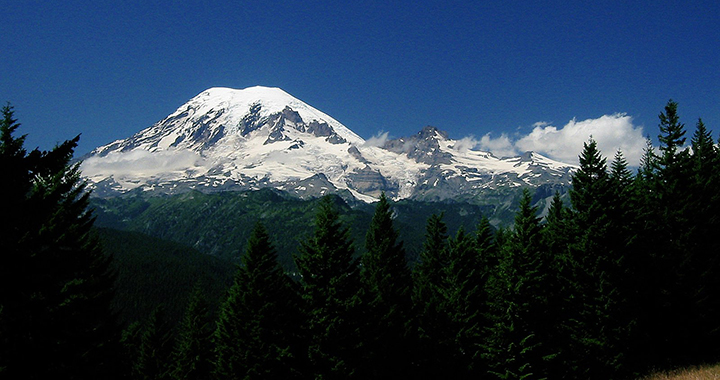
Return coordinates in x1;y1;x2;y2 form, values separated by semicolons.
82;86;575;202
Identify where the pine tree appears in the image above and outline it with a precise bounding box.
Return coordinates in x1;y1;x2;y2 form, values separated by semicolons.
566;140;630;378
412;213;453;379
294;195;365;379
0;104;122;379
540;193;575;377
685;118;720;362
135;305;174;380
444;226;488;377
360;193;413;378
214;222;303;380
634;100;695;367
171;282;213;380
485;188;554;379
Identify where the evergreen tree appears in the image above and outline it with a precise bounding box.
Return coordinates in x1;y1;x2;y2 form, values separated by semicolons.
360;193;413;378
444;226;488;377
634;100;695;367
484;188;554;379
566;140;630;378
685;118;720;362
214;222;303;380
540;193;575;377
294;195;365;379
0;104;122;379
135;305;175;380
412;213;453;379
171;282;213;380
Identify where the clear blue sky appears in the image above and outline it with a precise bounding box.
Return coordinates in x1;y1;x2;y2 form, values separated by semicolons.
3;1;718;164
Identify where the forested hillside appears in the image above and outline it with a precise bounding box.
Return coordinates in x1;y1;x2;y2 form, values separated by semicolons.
2;100;719;379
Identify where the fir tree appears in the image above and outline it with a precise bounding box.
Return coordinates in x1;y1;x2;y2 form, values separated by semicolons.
135;305;174;380
360;193;413;378
444;226;488;377
294;195;365;379
0;104;122;379
485;188;554;379
171;282;213;380
214;222;303;380
540;193;575;377
411;213;453;379
685;118;720;362
635;100;694;367
567;140;630;378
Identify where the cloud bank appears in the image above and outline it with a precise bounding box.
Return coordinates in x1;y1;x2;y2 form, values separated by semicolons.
363;131;390;147
81;149;205;178
477;114;647;165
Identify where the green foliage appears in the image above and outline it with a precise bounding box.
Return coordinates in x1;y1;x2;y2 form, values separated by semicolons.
295;195;366;379
214;222;303;379
412;213;454;377
361;193;414;378
135;305;174;380
90;190;490;268
170;282;214;380
0;104;122;379
96;227;234;327
485;188;555;379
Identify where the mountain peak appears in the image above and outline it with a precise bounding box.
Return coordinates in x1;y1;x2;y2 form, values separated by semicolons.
417;126;449;140
82;86;576;203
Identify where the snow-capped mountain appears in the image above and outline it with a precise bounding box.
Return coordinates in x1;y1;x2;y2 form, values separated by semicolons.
81;86;575;202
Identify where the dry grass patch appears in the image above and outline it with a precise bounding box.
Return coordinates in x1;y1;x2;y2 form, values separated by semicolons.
641;364;720;380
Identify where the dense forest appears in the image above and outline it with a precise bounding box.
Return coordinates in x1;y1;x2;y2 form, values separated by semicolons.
2;100;719;379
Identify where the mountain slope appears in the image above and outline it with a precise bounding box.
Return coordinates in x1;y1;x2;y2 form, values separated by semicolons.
81;86;575;202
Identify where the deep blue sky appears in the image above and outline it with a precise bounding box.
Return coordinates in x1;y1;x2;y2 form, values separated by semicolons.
3;1;718;163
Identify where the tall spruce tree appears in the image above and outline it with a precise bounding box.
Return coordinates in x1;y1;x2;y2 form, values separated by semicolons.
567;139;630;378
214;222;303;380
444;226;488;377
540;193;575;377
634;100;695;367
0;104;122;379
360;193;413;378
687;118;720;361
294;195;365;379
135;305;175;380
484;188;555;380
171;282;213;380
412;213;453;379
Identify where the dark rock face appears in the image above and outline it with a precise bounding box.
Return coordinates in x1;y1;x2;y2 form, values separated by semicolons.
346;166;396;197
383;126;453;165
239;103;263;136
347;146;369;164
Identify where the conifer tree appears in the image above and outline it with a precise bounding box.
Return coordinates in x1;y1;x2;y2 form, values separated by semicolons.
171;282;213;380
361;192;413;378
567;140;630;378
634;100;695;367
684;118;720;362
540;193;575;377
444;226;488;377
214;222;303;380
294;195;365;379
485;188;554;379
412;213;453;378
0;104;122;379
135;305;174;380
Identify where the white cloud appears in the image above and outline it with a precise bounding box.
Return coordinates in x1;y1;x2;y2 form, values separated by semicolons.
477;132;518;158
453;136;481;153
81;149;205;177
476;114;647;165
363;131;390;147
